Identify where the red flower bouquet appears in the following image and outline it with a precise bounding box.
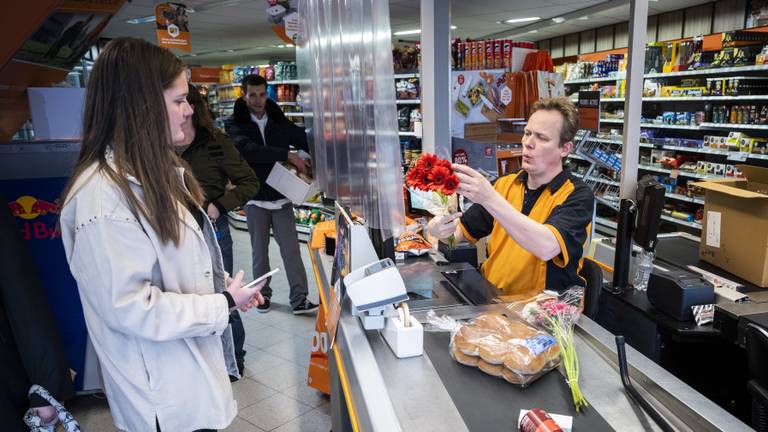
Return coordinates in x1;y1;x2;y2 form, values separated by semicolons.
405;153;460;246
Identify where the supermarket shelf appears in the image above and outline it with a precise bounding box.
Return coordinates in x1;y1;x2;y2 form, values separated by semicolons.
268;79;299;85
285;112;310;117
399;131;419;137
396;99;421;104
594;217;618;230
601;95;768;103
568;153;588;161
584;175;620;187
658;145;729;156
297;201;330;210
645;64;768;79
564;76;621;85
661;214;702;230
638;164;714;179
667;193;705;205
217;99;237;104
278;101;299;106
394;72;420;79
700;122;768;130
566;65;768;85
599;118;624;124
588;137;623;145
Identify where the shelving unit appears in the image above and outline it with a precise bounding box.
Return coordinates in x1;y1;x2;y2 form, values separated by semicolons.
566;60;768;234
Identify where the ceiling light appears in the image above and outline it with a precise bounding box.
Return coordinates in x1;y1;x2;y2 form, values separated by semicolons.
451;25;457;30
579;16;589;20
189;53;197;57
226;49;235;52
393;29;421;36
528;30;539;34
552;17;566;24
504;17;540;24
125;15;156;24
258;64;271;67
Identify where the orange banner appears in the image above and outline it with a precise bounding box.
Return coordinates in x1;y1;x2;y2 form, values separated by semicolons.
155;3;191;52
307;304;331;394
189;67;221;83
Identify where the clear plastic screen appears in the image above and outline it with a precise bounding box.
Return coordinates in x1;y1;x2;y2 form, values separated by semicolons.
296;0;405;238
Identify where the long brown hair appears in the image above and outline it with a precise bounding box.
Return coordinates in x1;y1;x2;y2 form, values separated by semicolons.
60;37;204;246
186;84;218;139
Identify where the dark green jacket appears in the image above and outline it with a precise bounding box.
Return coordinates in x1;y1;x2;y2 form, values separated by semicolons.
181;129;260;213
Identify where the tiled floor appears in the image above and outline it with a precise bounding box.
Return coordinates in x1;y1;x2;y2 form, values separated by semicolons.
68;227;330;431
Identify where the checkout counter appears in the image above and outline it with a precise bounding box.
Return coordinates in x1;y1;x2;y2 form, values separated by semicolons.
308;236;752;432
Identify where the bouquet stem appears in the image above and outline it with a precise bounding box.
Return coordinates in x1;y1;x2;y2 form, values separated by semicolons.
546;316;589;412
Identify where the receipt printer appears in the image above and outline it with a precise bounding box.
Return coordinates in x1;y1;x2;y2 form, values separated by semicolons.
647;270;715;321
344;258;409;330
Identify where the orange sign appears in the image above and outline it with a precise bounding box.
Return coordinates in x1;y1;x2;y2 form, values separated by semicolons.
307;305;330;395
155;3;191;52
189;67;221;84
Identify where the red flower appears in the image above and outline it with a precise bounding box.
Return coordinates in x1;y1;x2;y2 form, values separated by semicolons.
420;153;439;171
435;159;453;171
429;166;451;187
442;174;459;195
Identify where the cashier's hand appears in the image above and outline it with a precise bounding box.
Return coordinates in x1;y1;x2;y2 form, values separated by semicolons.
287;152;310;175
225;270;266;311
453;164;497;207
427;213;463;240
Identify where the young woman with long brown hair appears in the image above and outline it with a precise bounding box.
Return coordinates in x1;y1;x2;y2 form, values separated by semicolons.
59;37;265;432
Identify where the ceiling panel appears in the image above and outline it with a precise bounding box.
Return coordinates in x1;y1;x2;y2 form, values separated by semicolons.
99;0;728;66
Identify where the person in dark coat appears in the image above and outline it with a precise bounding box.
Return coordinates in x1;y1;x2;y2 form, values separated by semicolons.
1;193;75;431
224;74;318;315
178;84;261;376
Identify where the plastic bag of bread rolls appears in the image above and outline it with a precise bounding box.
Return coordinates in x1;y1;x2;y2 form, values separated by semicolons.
426;310;561;387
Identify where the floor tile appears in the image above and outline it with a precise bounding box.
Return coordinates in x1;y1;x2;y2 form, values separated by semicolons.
232;377;278;409
272;408;332;432
281;384;330;409
224;416;266;432
243;348;294;378
252;362;309;392
237;393;313;431
243;325;294;350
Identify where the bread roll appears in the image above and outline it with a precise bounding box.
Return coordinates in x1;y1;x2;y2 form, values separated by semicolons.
477;359;504;378
451;345;479;367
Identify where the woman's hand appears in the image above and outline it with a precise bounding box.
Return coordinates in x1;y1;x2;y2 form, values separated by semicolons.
207;203;221;222
225;270;266;310
33;405;57;425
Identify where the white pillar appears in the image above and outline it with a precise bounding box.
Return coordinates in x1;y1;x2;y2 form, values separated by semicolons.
620;0;649;199
420;0;451;159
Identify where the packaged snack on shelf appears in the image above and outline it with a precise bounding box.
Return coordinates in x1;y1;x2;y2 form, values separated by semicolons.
425;310;561;388
395;232;432;256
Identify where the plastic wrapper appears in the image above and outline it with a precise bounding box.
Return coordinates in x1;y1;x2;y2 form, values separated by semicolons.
395;232;432;256
505;287;589;411
426;310;561;388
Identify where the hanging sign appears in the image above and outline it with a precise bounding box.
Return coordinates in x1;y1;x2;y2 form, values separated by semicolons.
155;3;191;52
265;0;299;44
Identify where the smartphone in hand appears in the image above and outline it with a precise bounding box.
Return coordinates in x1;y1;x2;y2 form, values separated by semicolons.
242;268;280;291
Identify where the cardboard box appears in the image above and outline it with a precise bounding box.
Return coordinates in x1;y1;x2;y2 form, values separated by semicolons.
693;165;768;287
266;162;319;203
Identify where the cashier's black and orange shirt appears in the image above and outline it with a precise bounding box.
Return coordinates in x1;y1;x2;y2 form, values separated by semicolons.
459;169;594;299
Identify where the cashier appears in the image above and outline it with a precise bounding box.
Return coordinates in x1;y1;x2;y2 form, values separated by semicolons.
428;97;595;299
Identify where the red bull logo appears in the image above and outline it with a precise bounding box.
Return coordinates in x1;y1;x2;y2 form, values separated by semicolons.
7;195;60;240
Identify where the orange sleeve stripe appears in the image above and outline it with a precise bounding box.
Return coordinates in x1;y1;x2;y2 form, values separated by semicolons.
544;224;569;268
459;222;478;244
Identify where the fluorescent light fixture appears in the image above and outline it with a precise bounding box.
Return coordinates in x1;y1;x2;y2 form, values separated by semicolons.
451;25;457;30
258;64;271;67
504;17;540;24
393;29;421;36
528;30;539;34
125;15;156;24
226;49;235;52
552;17;566;24
189;53;197;57
578;15;589;20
